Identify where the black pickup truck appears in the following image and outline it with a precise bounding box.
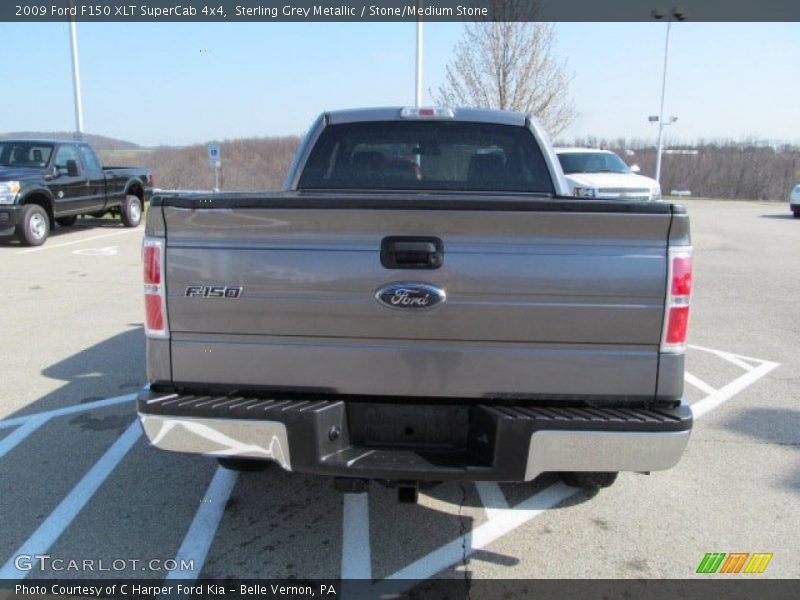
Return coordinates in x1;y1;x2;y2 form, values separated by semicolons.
0;139;152;246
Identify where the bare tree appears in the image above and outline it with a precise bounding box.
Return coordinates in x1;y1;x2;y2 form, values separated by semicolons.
434;1;576;136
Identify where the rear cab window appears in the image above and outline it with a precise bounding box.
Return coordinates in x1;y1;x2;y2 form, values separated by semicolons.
298;121;555;194
78;144;101;171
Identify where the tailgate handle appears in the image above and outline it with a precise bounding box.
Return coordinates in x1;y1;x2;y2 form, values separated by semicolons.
381;236;443;269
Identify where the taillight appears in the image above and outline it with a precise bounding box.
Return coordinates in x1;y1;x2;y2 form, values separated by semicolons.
143;238;168;338
145;294;164;331
143;245;160;285
661;247;692;353
671;255;692;295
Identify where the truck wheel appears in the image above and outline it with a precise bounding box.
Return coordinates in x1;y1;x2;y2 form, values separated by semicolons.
793;209;800;219
17;204;50;246
561;472;618;489
56;215;78;227
120;194;143;227
218;457;271;472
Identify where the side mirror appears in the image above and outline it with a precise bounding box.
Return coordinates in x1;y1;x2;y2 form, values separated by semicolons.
629;164;641;174
66;160;79;177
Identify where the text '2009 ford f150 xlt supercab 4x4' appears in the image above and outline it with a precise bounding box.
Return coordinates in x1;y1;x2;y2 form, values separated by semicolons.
137;107;693;494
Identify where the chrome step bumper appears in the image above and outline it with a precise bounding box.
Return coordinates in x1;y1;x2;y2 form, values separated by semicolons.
137;389;692;481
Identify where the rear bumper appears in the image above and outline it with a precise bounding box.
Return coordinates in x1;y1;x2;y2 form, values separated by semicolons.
137;389;692;481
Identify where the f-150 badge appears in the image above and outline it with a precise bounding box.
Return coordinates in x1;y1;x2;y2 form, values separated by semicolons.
185;285;242;298
375;283;446;311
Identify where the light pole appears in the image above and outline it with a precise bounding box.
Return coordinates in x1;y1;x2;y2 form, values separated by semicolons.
415;11;423;106
651;8;686;184
68;0;85;140
654;20;671;184
650;112;678;183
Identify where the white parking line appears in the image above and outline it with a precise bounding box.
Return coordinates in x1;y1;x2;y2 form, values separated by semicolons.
165;466;239;581
684;372;717;396
0;420;141;579
691;359;780;420
374;482;577;590
717;354;755;372
15;229;139;254
475;482;509;521
0;416;49;459
341;493;371;579
0;393;137;430
689;344;770;366
689;344;757;371
72;246;119;256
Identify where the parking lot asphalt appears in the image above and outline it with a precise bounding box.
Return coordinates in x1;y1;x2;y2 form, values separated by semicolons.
0;201;797;587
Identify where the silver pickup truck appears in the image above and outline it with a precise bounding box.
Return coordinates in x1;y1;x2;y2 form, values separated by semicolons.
137;107;693;494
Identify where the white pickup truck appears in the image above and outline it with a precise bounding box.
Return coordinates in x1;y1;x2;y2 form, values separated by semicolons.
556;147;662;202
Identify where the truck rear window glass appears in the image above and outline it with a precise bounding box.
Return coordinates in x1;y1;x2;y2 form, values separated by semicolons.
298;121;555;194
79;144;101;171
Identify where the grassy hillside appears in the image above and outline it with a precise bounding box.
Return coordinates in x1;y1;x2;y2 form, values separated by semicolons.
98;136;301;191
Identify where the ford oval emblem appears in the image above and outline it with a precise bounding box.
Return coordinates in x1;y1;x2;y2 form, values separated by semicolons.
375;282;446;311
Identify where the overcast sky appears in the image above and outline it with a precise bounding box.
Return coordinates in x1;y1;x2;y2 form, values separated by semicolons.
2;21;798;146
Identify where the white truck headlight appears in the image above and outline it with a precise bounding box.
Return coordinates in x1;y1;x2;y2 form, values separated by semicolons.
0;181;21;204
652;186;662;201
572;187;596;198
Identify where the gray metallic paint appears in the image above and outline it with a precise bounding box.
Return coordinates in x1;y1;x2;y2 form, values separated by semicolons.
170;334;658;399
162;206;676;399
656;353;685;400
145;338;172;385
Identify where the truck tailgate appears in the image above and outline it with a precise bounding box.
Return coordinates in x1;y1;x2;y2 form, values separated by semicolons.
160;196;672;400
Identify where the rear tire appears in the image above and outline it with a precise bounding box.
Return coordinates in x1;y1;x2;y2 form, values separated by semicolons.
793;209;800;219
56;215;78;227
120;194;143;227
17;204;50;246
561;472;618;489
218;457;271;472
